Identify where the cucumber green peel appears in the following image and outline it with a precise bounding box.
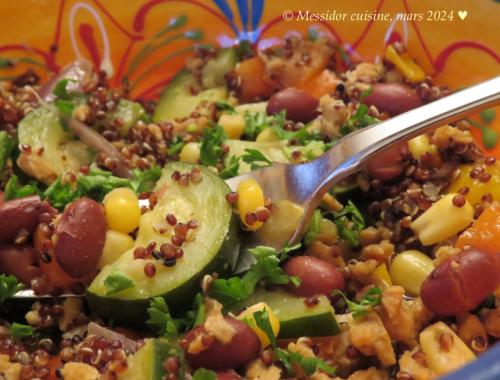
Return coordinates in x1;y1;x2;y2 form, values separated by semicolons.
87;162;240;324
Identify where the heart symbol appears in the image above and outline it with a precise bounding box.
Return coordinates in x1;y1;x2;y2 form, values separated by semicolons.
458;10;468;20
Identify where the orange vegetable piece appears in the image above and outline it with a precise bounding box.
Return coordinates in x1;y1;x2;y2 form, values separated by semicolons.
46;355;62;380
456;202;500;254
34;225;91;289
235;57;274;102
297;69;339;99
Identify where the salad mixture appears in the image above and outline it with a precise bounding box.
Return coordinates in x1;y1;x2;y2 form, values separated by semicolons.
0;35;498;380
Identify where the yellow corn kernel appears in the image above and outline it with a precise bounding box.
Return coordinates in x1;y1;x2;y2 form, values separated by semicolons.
103;188;141;234
179;142;200;164
97;230;134;268
448;162;500;206
374;263;392;289
237;178;265;231
385;45;426;83
256;128;279;143
237;302;280;348
219;114;245;139
420;322;475;376
410;194;473;245
408;134;431;160
389;250;433;296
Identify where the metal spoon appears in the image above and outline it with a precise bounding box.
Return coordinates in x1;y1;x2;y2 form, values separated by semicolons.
11;76;500;298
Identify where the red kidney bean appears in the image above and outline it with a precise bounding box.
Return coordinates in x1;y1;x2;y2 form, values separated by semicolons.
0;244;40;285
266;88;319;123
363;83;422;116
421;248;500;316
283;256;345;297
183;317;260;370
365;143;408;181
54;198;106;278
0;195;47;242
217;371;243;380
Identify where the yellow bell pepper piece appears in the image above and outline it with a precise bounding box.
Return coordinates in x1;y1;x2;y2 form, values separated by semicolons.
373;263;392;288
385;45;426;83
448;162;500;206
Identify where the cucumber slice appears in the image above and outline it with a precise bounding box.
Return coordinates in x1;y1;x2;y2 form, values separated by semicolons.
238;288;340;338
153;68;227;123
17;105;93;183
118;339;179;380
201;48;238;88
106;99;145;137
87;162;240;323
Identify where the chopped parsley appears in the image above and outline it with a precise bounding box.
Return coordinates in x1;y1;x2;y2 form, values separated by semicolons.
4;175;40;201
340;103;378;136
147;294;206;339
243;111;267;140
0;275;24;306
304;209;322;246
166;135;185;157
130;166;162;193
147;297;180;339
219;155;240;179
253;309;336;376
10;323;38;340
77;168;131;201
104;271;134;295
215;101;236;114
52;78;77;100
209;244;301;309
192;368;217;380
44;177;80;210
333;287;382;319
241;148;272;170
329;200;365;247
200;124;226;166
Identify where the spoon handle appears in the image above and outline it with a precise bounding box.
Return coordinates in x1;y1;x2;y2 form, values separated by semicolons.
317;76;500;194
290;76;500;242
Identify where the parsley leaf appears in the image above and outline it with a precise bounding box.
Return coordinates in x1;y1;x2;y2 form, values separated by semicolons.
243;111;267;140
9;323;38;340
252;309;277;347
276;348;336;377
130;165;162;193
0;275;24;305
340;103;378;136
184;293;206;328
215;101;236;114
0;131;15;172
52;78;77;100
219;155;240;179
4;175;40;200
209;245;301;309
147;297;180;339
252;308;335;377
54;98;75;131
304;209;322;246
332;287;382;319
241;148;272;170
200;124;226;166
104;271;134;295
77;168;130;201
192;368;217;380
44;177;80;211
167;135;185;157
330;200;365;247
